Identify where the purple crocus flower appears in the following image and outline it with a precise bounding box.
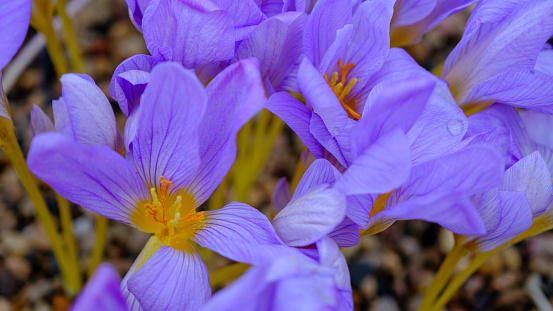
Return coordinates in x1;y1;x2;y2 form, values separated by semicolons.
442;0;553;113
201;236;352;311
389;0;477;47
28;60;297;310
30;73;124;151
70;264;128;311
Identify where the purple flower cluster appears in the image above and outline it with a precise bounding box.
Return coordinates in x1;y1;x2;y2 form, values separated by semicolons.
2;0;550;310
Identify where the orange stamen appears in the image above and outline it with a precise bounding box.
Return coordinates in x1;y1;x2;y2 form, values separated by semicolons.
324;60;361;120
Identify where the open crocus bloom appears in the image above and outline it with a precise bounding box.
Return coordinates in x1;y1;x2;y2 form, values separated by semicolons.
28;60;298;310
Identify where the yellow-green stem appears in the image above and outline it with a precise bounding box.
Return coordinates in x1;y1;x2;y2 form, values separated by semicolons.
55;0;84;73
209;174;229;210
418;243;469;311
430;215;553;311
209;263;250;289
0;120;79;294
32;14;69;77
56;193;82;293
87;215;109;277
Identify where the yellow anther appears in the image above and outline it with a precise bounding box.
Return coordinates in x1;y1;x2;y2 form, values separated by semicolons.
330;71;339;86
338;78;358;101
150;188;160;206
333;83;343;95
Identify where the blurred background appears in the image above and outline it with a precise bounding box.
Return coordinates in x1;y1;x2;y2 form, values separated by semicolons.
1;1;553;310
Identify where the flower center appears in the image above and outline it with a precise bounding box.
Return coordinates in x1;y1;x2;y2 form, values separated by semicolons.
135;177;205;251
324;60;361;120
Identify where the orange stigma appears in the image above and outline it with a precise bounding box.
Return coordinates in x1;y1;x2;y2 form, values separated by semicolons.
324;60;361;120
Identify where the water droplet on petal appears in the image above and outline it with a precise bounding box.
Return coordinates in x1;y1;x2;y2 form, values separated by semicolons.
447;119;464;136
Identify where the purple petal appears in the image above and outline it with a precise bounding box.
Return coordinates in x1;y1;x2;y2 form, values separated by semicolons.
500;152;553;216
334;128;412;195
0;0;30;68
235;12;307;92
27;133;149;228
128;246;210;311
458;126;521;169
142;0;235;68
303;0;352;70
272;177;292;214
327;216;360;247
308;113;354;168
443;0;553;104
353;73;436;155
316;237;351;292
211;0;265;28
30;105;55;136
265;91;324;158
465;190;533;252
57;73;123;151
292;158;342;201
193;202;298;264
126;0;151;31
70;264;127;311
298;58;349;137
273;185;346;247
345;193;376;229
125;62;205;191
109;55;159;117
391;0;436;28
187;59;265;205
370;192;487;235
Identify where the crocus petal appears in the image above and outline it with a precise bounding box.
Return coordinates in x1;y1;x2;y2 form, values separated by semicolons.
345;193;376;229
211;0;265;28
327;216;360;247
58;73;123;151
127;246;210;311
334;128;411;195
125;62;205;191
272;177;292;214
443;0;553;104
308;113;351;168
27;133;149;228
186;59;265;205
369;192;486;235
298;58;349;136
71;264;128;311
126;0;151;31
193;202;298;264
342;0;394;103
30;105;55;136
353;73;436;154
500;151;553;216
109;55;159;117
303;0;352;69
0;0;31;68
391;0;436;28
316;236;351;292
265;91;324;158
142;0;235;68
291;158;342;201
235;12;307;92
458;127;521;169
464;190;533;252
273;185;346;246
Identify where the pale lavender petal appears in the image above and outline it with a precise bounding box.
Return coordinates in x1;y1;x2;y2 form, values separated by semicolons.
30;105;55;136
298;58;349;137
303;0;352;69
392;0;436;27
327;216;360;247
345;193;376;229
70;264;127;311
125;62;205;190
58;73;123;151
291;158;342;201
211;0;265;27
235;12;307;92
335;129;411;195
126;0;151;31
273;185;346;247
27;133;149;228
187;59;265;205
316;236;351;292
142;0;235;68
0;0;31;68
465;190;533;252
272;177;292;214
193;202;298;264
535;48;553;75
500;151;553;216
318;24;351;75
308;113;350;168
109;55;159;117
128;246;210;311
265;91;324;158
